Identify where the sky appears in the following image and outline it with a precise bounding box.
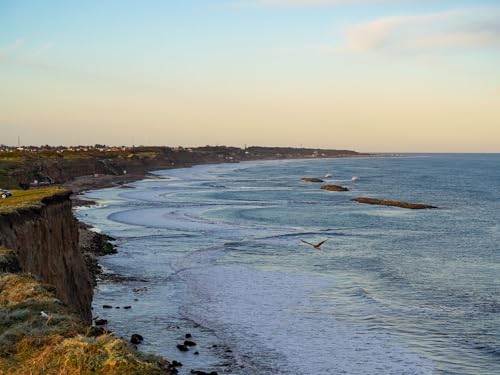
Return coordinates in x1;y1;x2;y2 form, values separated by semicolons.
0;0;499;152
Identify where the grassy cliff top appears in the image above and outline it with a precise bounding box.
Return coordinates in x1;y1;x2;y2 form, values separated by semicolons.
0;273;170;374
0;187;70;214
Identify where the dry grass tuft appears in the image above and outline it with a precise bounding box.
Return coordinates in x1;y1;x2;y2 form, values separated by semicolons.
0;274;170;374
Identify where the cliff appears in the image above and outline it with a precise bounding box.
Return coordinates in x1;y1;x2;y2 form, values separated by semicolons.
0;189;177;374
0;188;93;322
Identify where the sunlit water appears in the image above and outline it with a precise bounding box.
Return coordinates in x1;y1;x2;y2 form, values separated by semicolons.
77;155;500;375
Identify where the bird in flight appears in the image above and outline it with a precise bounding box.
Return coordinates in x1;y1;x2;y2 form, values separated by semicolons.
301;239;328;250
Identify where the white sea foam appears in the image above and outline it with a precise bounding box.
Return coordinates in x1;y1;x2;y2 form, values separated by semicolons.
82;160;470;374
179;261;433;375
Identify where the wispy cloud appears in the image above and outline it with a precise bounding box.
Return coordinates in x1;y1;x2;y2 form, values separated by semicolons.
0;39;54;61
232;0;429;7
30;42;54;58
338;8;500;54
237;0;360;5
0;38;24;60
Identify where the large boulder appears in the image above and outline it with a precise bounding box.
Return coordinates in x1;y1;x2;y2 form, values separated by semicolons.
321;185;349;192
302;177;324;183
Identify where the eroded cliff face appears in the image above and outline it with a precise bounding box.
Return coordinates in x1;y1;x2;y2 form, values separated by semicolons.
0;192;93;322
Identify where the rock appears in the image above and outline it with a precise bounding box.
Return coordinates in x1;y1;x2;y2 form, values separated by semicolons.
177;344;189;352
190;371;218;375
184;340;197;347
302;177;324;183
103;305;113;309
130;334;144;344
87;326;107;337
94;319;108;326
194;351;199;355
171;360;183;367
123;306;132;309
352;197;437;210
321;184;349;192
185;333;192;339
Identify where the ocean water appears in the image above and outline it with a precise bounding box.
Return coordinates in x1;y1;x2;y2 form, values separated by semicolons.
77;155;500;375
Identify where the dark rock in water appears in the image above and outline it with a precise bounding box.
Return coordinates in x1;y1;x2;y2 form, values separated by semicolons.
171;360;183;367
177;344;189;352
123;306;132;309
211;344;218;348
321;184;349;192
352;197;437;210
302;177;324;183
225;349;232;353
194;351;199;355
94;319;108;326
115;306;120;309
190;371;218;375
130;334;144;344
184;340;197;347
103;305;113;309
185;333;192;339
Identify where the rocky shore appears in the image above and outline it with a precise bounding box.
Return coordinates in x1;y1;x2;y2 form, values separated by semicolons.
0;189;177;374
0;147;375;374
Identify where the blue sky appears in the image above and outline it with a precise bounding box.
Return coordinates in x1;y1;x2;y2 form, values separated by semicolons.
1;0;499;151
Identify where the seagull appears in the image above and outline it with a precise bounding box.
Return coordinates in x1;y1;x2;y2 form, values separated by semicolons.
301;239;328;250
40;311;53;325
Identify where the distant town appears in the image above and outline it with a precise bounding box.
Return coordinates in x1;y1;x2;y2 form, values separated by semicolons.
1;144;159;154
0;145;369;191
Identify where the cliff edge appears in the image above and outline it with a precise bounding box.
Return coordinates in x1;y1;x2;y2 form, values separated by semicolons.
0;189;175;374
0;188;93;322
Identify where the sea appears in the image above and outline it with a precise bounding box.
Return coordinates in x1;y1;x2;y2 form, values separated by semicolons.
76;154;500;375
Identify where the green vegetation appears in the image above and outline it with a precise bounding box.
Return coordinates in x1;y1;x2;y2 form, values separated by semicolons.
0;187;69;214
0;248;20;273
0;161;21;190
0;273;169;374
103;242;118;255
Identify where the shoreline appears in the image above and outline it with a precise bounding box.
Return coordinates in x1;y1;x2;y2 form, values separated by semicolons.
68;153;400;374
75;183;240;375
67;154;383;195
76;157;428;375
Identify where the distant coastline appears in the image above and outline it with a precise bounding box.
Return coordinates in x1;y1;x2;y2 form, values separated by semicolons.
0;146;374;374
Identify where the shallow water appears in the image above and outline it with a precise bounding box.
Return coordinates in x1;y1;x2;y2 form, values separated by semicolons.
77;155;500;374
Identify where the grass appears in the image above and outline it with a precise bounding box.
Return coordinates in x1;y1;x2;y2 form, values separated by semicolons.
0;273;170;374
0;248;20;273
0;161;21;190
0;187;69;214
